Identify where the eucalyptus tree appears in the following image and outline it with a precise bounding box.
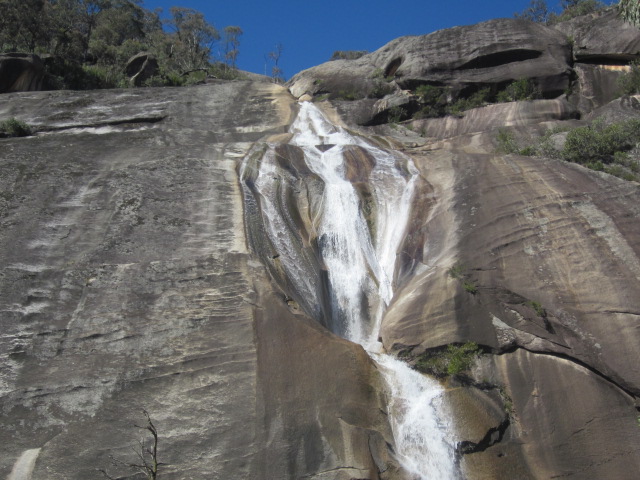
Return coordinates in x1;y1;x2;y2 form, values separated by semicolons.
618;0;640;27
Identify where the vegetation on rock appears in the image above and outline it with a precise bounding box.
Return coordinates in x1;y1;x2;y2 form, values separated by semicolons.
618;0;640;26
447;263;479;295
330;50;368;61
98;409;159;480
515;0;607;24
0;118;32;137
415;342;481;378
412;79;541;120
617;61;640;96
496;118;640;181
0;0;246;90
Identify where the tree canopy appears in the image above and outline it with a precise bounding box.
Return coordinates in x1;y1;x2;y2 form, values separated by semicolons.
618;0;640;27
0;0;245;89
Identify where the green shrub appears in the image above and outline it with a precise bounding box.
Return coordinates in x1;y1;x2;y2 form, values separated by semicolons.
414;85;490;118
496;78;541;103
617;61;640;96
209;63;247;80
446;263;478;294
369;81;394;98
496;129;521;154
183;70;208;86
561;119;640;164
498;386;514;416
335;89;365;101
548;0;605;24
387;106;407;124
413;84;448;118
526;300;546;317
415;84;447;104
80;64;128;89
447;88;491;116
331;50;368;61
415;342;481;377
0;118;32;137
463;280;478;294
447;264;465;279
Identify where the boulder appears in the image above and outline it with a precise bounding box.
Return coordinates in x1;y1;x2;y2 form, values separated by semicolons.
586;93;640;122
125;52;159;87
571;63;629;113
0;53;44;93
288;18;572;104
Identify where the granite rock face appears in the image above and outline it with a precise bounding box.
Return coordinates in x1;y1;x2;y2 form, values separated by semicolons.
0;84;400;480
288;10;640;122
2;11;640;480
556;7;640;61
288;18;572;125
366;99;640;478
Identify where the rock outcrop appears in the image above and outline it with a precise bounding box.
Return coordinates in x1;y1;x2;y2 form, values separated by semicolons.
124;52;160;87
557;7;640;62
288;18;573;125
288;9;640;123
0;53;44;93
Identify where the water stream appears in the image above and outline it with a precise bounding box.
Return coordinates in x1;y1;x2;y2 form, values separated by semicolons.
242;102;458;479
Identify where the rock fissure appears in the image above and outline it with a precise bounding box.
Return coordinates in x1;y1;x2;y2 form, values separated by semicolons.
34;115;167;133
498;345;639;399
300;466;371;478
456;416;510;456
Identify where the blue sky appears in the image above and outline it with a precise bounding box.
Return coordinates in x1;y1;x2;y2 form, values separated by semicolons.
143;0;616;79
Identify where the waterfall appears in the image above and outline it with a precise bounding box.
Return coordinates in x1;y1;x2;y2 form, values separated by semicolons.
242;102;459;479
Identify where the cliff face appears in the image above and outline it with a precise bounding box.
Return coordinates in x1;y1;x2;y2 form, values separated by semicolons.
2;10;640;480
0;84;400;480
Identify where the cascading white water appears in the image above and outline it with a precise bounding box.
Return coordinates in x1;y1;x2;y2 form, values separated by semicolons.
248;102;458;479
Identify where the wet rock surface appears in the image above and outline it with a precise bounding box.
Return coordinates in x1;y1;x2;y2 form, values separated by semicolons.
3;10;640;480
0;83;400;479
369;100;640;477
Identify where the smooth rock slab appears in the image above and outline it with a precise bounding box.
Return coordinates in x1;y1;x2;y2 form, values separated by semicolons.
0;83;399;479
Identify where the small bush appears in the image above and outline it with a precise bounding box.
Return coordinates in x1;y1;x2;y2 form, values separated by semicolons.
0;118;32;137
447;88;491;116
526;300;547;317
81;64;127;89
617;61;640;96
415;342;481;377
369;81;394;99
415;84;447;104
496;129;521;154
209;63;247;81
498;386;514;416
387;105;407;124
498;116;640;181
548;0;606;24
463;280;478;294
561;118;640;164
496;78;541;103
335;89;365;101
413;85;448;118
447;264;465;279
330;50;368;61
